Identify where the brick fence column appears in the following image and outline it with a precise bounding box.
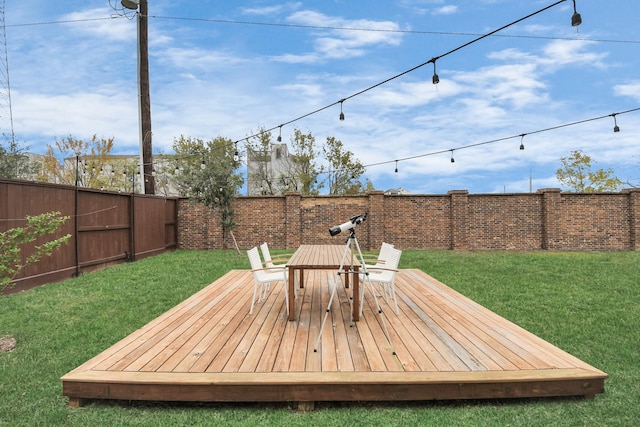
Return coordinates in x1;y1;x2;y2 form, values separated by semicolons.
177;198;211;250
626;188;640;250
367;190;385;251
539;188;562;250
285;192;301;249
448;190;469;250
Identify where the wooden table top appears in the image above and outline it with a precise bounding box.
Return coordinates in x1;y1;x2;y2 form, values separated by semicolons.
287;244;360;269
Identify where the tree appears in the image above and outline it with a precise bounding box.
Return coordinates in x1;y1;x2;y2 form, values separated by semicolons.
285;128;324;195
1;211;71;294
172;135;243;244
0;139;35;179
323;136;370;195
37;135;117;189
556;149;623;192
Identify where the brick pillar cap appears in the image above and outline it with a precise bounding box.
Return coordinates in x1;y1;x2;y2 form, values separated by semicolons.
621;188;640;194
536;188;562;194
447;189;469;195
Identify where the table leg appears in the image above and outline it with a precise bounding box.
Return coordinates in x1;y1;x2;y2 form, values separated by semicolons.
353;267;360;321
288;267;295;321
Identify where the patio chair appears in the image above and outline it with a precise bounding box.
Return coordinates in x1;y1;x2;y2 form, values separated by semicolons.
260;242;297;300
247;247;289;316
362;242;394;295
362;242;394;269
259;242;290;271
360;246;402;315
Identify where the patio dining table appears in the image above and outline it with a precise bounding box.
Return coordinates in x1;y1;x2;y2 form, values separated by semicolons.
286;244;361;322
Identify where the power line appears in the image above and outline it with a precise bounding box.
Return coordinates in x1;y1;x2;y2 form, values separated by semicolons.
6;11;640;46
148;15;640;45
5;16;121;27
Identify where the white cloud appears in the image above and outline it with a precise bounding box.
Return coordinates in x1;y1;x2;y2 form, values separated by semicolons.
12;90;138;150
271;53;321;64
158;47;251;71
241;3;302;16
61;9;135;42
274;83;324;98
432;5;458;15
540;40;608;69
286;11;403;60
614;81;640;101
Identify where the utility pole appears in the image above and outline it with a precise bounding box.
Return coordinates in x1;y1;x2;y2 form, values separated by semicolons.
121;0;154;194
138;0;154;194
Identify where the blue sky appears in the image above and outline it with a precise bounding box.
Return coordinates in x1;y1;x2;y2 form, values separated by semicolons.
5;0;640;194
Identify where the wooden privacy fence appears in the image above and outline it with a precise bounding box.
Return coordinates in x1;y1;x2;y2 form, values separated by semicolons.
1;179;178;293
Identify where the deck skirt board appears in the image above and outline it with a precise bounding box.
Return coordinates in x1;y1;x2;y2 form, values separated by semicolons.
62;269;606;405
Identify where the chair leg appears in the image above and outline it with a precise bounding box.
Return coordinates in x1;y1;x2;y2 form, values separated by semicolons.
390;282;399;315
283;281;289;316
260;282;270;302
250;280;259;314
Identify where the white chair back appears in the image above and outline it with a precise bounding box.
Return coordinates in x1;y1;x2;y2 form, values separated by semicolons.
247;247;288;315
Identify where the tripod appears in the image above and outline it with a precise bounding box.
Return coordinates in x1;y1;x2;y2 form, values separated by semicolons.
313;228;396;355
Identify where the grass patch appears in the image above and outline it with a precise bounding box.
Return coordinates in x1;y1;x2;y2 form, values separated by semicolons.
1;250;639;426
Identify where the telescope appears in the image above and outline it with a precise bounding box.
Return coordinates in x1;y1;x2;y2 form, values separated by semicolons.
329;213;367;236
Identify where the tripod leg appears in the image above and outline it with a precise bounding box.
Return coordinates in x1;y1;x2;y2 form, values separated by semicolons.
352;236;397;356
314;274;339;352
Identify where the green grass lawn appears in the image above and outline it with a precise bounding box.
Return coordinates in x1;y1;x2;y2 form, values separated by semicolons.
1;250;639;426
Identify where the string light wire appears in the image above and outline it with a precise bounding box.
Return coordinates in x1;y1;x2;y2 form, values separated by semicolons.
361;107;640;172
230;0;572;146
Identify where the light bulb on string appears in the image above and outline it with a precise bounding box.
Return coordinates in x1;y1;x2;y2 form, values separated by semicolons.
394;160;398;174
200;159;206;170
450;150;455;163
571;0;582;27
519;134;526;150
611;114;620;132
432;59;440;85
277;125;282;142
339;100;345;121
234;142;240;162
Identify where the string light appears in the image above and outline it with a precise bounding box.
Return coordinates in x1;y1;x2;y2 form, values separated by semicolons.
355;107;639;176
234;142;240;162
394;160;398;174
431;59;440;85
230;1;570;149
519;134;526;150
277;125;282;142
611;114;620;132
571;0;582;27
200;159;206;169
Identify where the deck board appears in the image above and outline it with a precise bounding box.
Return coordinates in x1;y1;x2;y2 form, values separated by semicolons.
62;268;607;406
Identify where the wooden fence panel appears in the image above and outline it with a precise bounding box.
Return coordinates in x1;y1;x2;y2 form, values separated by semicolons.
133;196;174;260
76;191;133;269
1;179;177;294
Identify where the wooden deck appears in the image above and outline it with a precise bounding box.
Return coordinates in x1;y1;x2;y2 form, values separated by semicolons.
61;269;606;407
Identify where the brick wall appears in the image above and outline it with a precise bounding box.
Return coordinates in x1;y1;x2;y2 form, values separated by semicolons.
177;189;640;251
